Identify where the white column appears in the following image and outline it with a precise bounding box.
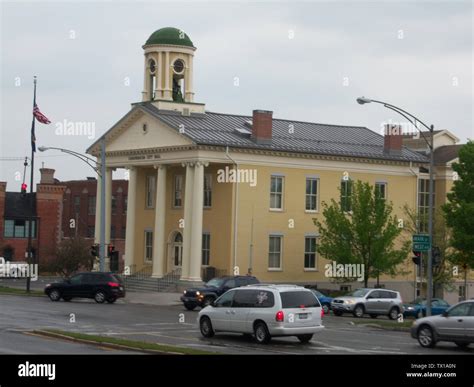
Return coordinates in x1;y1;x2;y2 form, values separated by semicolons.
105;168;113;245
164;51;172;100
124;167;137;271
157;51;163;99
185;55;194;102
94;171;102;244
142;54;148;101
152;165;167;278
181;163;194;280
189;162;204;282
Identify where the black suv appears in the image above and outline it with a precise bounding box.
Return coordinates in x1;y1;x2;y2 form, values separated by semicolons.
180;275;259;310
44;272;125;304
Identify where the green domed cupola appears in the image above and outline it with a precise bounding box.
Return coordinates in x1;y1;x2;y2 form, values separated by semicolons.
145;27;194;48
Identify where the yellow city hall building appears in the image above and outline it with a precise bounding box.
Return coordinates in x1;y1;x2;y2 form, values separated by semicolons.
87;27;468;302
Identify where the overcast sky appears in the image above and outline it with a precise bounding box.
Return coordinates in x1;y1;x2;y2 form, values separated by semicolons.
1;0;472;189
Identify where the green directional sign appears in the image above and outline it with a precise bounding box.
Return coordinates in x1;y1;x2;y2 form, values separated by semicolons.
413;234;431;252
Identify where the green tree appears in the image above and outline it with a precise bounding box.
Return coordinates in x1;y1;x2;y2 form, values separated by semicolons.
314;180;410;287
443;141;474;298
46;236;94;277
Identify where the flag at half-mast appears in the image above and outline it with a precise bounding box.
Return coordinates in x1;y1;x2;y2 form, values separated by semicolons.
33;104;51;124
31;103;51;152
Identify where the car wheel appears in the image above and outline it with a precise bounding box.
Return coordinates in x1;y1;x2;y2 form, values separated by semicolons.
297;334;313;343
62;297;72;302
94;290;106;304
322;304;330;315
370;314;377;319
202;297;214;308
333;310;343;316
254;322;271;344
48;290;61;302
455;342;470;349
106;297;117;304
353;305;364;318
184;303;196;311
417;325;436;348
388;307;399;320
199;317;214;338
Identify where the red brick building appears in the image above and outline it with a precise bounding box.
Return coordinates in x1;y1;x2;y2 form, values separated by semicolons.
0;168;127;271
0;169;65;265
61;176;128;265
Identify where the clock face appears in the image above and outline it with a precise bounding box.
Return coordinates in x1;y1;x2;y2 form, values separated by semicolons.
173;59;184;74
149;60;156;74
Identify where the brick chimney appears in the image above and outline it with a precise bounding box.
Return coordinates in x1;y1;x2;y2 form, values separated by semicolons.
251;110;273;145
383;124;403;155
40;168;56;184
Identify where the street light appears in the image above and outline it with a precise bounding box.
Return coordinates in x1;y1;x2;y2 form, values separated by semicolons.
39;138;107;272
357;96;435;316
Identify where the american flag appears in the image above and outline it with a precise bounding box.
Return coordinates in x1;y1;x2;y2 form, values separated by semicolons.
33;104;51;124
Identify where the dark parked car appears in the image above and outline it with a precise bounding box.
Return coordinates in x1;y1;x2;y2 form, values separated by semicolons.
44;272;125;304
181;275;259;310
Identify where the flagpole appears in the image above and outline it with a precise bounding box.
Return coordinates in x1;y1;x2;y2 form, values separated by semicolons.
26;76;37;293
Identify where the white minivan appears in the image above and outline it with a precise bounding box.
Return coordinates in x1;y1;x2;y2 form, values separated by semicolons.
198;284;324;344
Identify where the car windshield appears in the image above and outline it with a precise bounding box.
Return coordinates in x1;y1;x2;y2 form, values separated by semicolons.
206;278;225;288
347;289;370;297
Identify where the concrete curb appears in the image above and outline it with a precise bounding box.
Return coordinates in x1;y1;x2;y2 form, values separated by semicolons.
32;330;184;355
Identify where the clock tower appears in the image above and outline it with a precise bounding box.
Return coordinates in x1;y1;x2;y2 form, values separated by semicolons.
142;27;196;104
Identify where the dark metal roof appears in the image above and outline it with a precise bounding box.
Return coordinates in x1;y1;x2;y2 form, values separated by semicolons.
434;145;463;164
4;192;36;218
139;103;428;163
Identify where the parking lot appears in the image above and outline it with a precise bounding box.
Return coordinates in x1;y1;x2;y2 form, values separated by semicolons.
0;294;472;355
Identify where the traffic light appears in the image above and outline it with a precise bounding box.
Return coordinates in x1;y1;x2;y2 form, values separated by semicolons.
108;245;115;257
432;246;441;266
21;183;27;195
412;250;422;265
90;245;98;257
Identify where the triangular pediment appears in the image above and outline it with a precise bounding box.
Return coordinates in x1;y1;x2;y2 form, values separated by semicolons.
87;106;194;155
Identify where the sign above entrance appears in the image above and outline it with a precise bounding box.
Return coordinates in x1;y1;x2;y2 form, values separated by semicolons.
128;154;161;161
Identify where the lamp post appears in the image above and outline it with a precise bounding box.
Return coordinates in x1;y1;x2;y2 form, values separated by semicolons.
38;138;106;272
356;97;435;316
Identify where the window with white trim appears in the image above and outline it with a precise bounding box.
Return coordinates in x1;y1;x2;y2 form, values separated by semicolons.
202;233;210;266
270;176;284;210
144;230;153;262
268;235;282;269
305;178;319;211
340;180;352;212
304;236;317;269
174;175;183;207
146;175;156;208
204;174;212;208
375;182;387;201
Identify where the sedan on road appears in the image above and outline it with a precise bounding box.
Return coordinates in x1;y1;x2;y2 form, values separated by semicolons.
403;298;450;319
411;300;474;348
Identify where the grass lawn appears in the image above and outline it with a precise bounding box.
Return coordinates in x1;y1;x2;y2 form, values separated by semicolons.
351;318;413;330
36;329;215;355
0;286;45;297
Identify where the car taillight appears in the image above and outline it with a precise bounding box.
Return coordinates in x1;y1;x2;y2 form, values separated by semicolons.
108;282;120;287
275;310;284;322
321;308;324;318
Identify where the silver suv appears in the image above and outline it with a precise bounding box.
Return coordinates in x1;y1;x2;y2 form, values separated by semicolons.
331;288;403;320
198;284;325;344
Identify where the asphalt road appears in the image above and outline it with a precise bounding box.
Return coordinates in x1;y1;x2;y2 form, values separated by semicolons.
1;295;472;355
